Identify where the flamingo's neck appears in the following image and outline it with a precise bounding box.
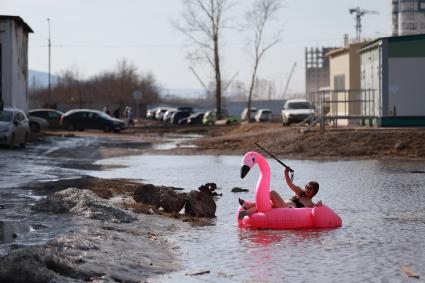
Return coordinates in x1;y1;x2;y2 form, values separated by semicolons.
255;153;271;212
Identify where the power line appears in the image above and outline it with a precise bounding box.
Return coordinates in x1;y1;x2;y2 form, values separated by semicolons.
28;36;345;49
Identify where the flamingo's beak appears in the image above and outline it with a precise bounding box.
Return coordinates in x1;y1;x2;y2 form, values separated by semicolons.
241;165;250;179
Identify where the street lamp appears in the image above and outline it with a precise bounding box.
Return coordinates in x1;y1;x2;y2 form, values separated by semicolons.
47;18;51;108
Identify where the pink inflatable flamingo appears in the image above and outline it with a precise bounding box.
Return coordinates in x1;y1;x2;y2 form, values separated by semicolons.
238;151;342;229
240;151;272;212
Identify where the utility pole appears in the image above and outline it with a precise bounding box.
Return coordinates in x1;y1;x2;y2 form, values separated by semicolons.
47;18;51;108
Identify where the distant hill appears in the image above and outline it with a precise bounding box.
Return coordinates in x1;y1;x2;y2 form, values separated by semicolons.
28;70;60;89
161;88;206;99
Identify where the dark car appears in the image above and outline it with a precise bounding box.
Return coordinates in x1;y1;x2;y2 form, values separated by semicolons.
184;112;204;125
60;109;125;132
171;110;192;124
177;116;191;124
28;109;64;128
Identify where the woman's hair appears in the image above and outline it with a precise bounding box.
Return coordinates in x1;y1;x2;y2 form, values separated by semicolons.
308;181;319;197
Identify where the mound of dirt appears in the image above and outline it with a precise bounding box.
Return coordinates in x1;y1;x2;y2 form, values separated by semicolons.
191;125;425;159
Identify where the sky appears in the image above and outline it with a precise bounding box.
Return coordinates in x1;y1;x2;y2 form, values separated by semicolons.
3;0;392;98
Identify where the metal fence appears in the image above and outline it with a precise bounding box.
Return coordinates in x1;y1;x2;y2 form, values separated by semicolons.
309;89;378;129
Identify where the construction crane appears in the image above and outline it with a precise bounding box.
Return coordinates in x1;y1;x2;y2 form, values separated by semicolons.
282;62;296;99
349;7;379;42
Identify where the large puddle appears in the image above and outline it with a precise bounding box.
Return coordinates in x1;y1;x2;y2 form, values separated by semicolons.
2;136;425;281
88;155;425;282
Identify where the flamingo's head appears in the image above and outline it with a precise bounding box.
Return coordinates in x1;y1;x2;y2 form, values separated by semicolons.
241;151;258;179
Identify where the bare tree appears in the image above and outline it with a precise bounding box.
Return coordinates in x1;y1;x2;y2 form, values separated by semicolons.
30;61;160;109
175;0;233;119
244;0;283;121
57;68;84;107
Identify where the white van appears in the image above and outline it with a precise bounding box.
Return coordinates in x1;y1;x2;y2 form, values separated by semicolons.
281;99;315;125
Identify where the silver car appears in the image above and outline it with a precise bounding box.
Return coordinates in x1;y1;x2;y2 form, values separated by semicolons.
0;108;30;148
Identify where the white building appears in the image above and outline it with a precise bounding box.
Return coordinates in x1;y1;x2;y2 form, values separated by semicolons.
360;34;425;127
0;16;33;111
392;0;425;35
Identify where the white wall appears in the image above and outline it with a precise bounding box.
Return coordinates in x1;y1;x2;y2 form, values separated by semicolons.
388;57;425;116
361;47;382;117
0;19;29;112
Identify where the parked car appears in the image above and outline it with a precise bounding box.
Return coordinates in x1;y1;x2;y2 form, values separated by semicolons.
0;108;30;148
255;109;273;122
202;109;239;125
184;112;205;125
163;109;177;123
281;99;315;125
171;109;193;124
155;108;169;120
241;107;257;121
28;115;49;132
146;107;158;119
28;109;64;128
60;109;125;132
202;110;217;125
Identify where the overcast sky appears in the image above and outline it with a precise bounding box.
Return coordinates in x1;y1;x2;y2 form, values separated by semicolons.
3;0;391;97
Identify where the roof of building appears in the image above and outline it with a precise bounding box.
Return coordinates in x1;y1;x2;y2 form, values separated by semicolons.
0;15;33;33
327;41;371;57
326;47;348;57
359;33;425;52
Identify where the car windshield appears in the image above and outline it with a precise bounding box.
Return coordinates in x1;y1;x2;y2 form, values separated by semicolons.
98;112;111;119
0;110;13;122
287;102;313;110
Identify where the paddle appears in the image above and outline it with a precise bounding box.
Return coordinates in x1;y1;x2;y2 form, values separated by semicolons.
255;142;294;174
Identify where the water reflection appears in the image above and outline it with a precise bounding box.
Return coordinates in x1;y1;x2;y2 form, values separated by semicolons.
239;229;284;246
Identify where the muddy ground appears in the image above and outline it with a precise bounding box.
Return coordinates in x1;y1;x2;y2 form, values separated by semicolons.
39;121;425;161
104;121;425;160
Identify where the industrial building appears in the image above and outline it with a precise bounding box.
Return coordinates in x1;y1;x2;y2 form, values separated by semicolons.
305;47;339;103
0;16;33;111
392;0;425;35
360;34;425;126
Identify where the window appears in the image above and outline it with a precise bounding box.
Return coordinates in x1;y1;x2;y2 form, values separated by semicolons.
404;12;416;20
420;0;425;11
0;110;12;122
48;111;61;118
287;102;313;110
334;75;345;90
400;1;417;11
402;22;417;30
32;111;47;119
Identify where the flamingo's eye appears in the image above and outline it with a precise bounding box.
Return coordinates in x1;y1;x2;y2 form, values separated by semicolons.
252;157;255;162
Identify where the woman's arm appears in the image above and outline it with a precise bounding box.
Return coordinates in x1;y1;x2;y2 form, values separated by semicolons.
284;168;304;196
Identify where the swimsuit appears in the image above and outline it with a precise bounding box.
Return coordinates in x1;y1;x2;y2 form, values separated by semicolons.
291;196;304;208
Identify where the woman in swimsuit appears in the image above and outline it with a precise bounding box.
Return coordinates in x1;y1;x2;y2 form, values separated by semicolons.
239;167;322;219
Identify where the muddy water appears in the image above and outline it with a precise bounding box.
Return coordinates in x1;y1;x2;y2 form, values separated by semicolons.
90;155;425;282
